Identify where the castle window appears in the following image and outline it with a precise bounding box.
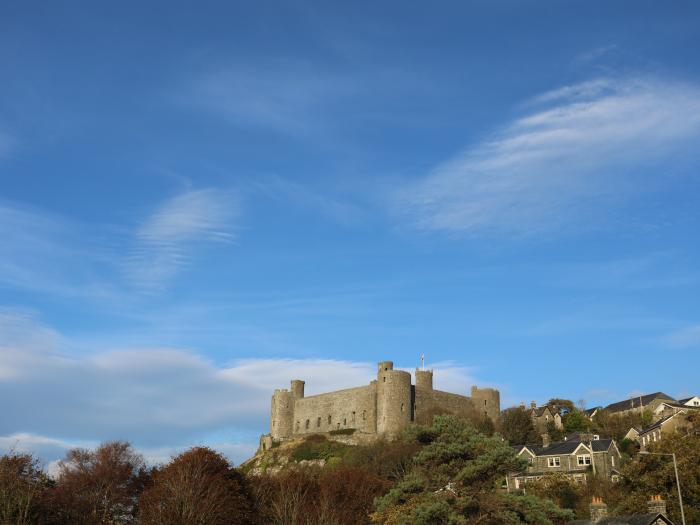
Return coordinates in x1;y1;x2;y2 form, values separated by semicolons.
484;400;487;406
317;417;321;428
401;403;404;412
295;421;300;431
343;418;347;426
352;411;356;423
328;415;332;425
305;419;310;430
383;376;386;382
362;410;366;421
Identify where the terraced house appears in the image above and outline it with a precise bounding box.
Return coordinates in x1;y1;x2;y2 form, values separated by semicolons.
507;434;622;491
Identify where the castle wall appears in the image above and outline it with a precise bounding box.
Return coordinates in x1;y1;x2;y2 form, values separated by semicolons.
414;388;475;425
292;384;377;435
471;386;501;422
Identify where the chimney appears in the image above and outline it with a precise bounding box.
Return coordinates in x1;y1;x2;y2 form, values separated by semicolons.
542;433;550;448
590;497;608;522
531;400;537;409
647;495;666;516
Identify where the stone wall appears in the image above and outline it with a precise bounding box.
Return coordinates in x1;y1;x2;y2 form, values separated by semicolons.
414;388;475;425
292;385;377;435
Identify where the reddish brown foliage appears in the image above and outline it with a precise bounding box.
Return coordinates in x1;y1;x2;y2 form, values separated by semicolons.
139;447;256;525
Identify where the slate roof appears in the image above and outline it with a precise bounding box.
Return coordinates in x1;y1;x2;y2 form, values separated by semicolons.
605;392;675;413
522;438;613;456
677;397;693;405
585;406;601;416
639;412;683;434
570;512;673;525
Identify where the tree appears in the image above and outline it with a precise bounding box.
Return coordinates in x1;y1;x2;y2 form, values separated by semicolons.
50;441;148;525
372;415;573;524
500;407;539;445
139;447;256;525
547;399;575;416
562;409;590;434
615;414;700;525
0;452;51;525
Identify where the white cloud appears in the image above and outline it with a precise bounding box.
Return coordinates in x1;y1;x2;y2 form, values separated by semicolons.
396;76;700;235
0;309;483;465
125;188;239;291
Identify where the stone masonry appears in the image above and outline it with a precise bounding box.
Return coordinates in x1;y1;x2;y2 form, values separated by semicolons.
260;360;500;449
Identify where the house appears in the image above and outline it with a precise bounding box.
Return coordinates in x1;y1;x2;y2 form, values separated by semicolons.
652;400;699;421
628;411;692;447
585;406;602;419
507;434;621;491
677;395;700;407
529;401;563;432
604;393;676;417
569;495;675;525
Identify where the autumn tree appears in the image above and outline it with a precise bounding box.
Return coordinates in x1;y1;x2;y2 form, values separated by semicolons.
0;452;51;525
50;441;148;525
499;406;539;445
139;447;256;525
615;413;700;525
372;415;573;524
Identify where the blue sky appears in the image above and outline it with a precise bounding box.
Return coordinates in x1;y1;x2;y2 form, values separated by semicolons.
2;1;700;467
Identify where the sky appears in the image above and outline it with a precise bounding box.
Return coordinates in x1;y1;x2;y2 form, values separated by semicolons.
1;1;700;469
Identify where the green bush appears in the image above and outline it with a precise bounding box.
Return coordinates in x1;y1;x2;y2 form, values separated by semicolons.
291;435;349;462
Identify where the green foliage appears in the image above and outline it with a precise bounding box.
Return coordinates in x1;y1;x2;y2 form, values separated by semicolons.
563;409;590;434
291;435;349;462
372;415;573;525
547;399;575;415
330;428;357;435
616;415;700;525
499;407;539;445
546;420;565;442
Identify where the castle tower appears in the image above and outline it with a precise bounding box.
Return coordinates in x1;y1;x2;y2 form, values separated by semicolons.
376;361;412;437
415;368;433;390
471;386;501;422
291;379;305;399
270;389;293;439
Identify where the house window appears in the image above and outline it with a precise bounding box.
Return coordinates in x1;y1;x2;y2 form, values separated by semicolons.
547;457;560;467
577;454;591;466
611;456;615;467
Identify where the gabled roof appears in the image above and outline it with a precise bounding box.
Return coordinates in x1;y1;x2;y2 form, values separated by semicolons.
639;411;686;435
521;438;614;457
677;396;700;406
531;406;554;417
569;513;674;525
605;392;676;413
585;406;601;416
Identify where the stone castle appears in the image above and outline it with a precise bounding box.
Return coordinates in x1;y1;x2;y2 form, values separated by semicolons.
260;360;500;449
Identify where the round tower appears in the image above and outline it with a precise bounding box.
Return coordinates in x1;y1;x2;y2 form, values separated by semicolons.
270;389;294;439
415;369;433;390
290;379;305;399
471;386;501;422
376;362;411;437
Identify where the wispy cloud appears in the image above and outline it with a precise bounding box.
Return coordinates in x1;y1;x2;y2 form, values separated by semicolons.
396;76;700;235
125;188;239;291
182;63;357;135
0;309;482;465
662;324;700;349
